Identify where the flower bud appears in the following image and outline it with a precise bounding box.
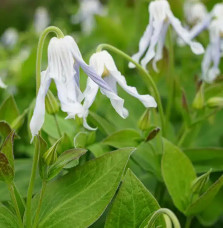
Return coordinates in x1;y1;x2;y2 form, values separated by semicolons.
45;90;59;115
193;84;204;109
138;109;150;131
207;97;223;108
191;169;211;195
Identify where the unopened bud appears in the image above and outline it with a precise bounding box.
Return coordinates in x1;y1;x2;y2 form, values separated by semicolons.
138;109;150;131
207;97;223;108
46;90;59;114
43;138;61;166
193;83;204;109
191;169;211;195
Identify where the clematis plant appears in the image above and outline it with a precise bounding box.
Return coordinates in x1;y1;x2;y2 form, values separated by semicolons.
129;0;204;71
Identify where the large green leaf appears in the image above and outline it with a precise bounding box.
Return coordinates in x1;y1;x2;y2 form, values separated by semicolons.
184;147;223;173
162;139;196;213
0;203;19;228
32;148;134;228
0;96;19;125
186;175;223;215
105;169;165;228
103;129;141;148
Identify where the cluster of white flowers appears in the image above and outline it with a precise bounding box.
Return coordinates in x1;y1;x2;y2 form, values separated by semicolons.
30;36;157;138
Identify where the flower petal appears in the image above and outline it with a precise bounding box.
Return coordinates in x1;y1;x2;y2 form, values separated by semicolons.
110;70;157;108
141;20;164;69
0;78;7;89
30;71;51;140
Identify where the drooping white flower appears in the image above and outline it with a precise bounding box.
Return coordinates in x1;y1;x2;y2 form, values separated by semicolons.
82;50;157;124
34;7;50;34
184;1;207;26
202;19;223;83
1;28;18;48
129;0;204;71
71;0;106;34
30;36;114;139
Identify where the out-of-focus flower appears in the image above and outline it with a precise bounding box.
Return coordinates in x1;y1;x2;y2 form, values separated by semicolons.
34;7;50;34
202;19;223;82
0;77;7;89
184;1;207;26
1;28;18;49
82;50;157;124
30;36;115;139
129;0;204;71
71;0;106;34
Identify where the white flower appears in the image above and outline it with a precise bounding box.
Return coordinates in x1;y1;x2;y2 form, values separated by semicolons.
30;36;114;139
71;0;106;34
202;19;223;83
184;1;207;26
1;28;18;48
34;7;50;34
0;77;7;89
82;50;157;125
129;0;204;71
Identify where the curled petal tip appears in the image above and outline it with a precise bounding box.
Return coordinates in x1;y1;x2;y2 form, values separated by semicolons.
190;41;205;55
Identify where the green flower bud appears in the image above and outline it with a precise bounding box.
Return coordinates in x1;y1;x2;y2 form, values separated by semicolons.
192;84;204;110
191;169;211;195
45;90;59;115
207;97;223;108
138;109;150;131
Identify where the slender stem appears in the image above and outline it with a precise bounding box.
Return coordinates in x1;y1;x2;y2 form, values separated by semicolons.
33;181;47;228
146;208;181;228
184;216;193;228
26;139;39;228
53;114;62;137
96;44;166;136
7;183;24;228
36;26;64;95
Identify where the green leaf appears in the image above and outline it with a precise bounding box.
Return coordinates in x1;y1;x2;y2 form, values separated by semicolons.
32;147;134;228
11;109;28;130
0;152;14;182
0;203;19;228
0;96;19;125
47;148;87;181
0;121;13;141
184;147;223;172
186;175;223;215
103;129;141;148
89;111;116;135
105;169;165;228
1;131;15;169
162;139;196;213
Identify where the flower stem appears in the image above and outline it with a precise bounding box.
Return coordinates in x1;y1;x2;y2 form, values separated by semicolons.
36;26;64;95
184;216;193;228
26;139;39;228
146;208;181;228
33;181;47;228
96;44;166;136
7;183;24;228
53;114;62;137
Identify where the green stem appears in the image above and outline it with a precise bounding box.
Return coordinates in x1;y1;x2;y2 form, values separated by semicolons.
7;183;24;228
96;44;166;136
33;181;47;228
184;216;193;228
26;139;39;228
53;114;62;137
36;26;64;95
146;208;181;228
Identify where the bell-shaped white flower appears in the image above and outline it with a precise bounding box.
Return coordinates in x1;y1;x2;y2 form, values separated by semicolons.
30;36;113;139
184;1;207;26
71;0;106;34
82;50;157;125
1;28;18;49
34;7;50;34
129;0;204;71
202;19;223;83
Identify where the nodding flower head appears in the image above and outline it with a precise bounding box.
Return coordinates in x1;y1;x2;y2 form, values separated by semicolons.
82;50;157;124
129;0;204;71
30;36;113;140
